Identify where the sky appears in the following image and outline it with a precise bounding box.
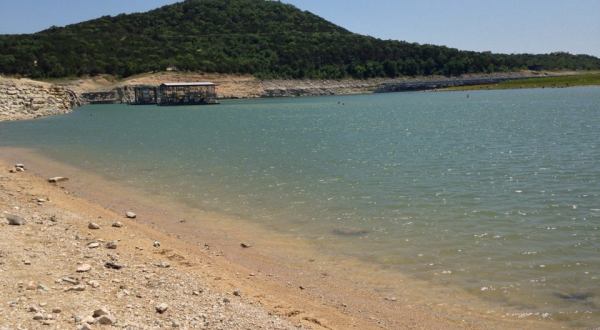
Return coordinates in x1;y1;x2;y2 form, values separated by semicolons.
0;0;598;57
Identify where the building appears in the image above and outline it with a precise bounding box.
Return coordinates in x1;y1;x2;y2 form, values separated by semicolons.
133;85;158;104
157;82;218;105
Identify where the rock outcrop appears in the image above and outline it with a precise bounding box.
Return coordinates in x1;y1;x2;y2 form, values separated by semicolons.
0;77;80;121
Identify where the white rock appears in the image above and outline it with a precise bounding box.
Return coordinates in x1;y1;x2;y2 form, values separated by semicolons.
125;211;136;219
77;264;92;272
155;303;169;314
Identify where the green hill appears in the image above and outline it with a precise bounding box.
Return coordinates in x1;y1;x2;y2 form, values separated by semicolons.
1;0;599;79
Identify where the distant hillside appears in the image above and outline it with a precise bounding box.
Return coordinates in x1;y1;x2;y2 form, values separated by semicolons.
1;0;599;79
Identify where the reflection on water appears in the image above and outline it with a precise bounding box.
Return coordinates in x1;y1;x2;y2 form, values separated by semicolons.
1;87;600;327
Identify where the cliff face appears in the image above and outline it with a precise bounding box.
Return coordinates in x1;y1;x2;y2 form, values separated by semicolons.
0;77;80;121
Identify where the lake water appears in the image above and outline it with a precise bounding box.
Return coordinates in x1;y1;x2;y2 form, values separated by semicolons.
2;87;600;327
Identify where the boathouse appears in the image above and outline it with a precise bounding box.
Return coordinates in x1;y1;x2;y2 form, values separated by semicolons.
133;85;158;104
157;82;217;105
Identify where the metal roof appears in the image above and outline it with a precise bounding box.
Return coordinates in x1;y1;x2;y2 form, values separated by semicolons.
160;82;216;87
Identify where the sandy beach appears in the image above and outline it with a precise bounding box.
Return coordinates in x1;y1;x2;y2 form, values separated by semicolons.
0;147;561;329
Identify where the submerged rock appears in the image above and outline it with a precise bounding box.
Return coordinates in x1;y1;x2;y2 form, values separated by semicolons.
331;228;370;237
48;176;69;183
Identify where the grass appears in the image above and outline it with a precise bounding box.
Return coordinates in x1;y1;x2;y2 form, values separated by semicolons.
445;72;600;91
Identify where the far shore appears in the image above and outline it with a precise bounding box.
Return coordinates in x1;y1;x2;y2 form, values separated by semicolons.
0;147;561;329
2;70;598;123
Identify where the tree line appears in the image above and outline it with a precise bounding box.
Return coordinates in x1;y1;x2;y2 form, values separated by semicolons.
1;0;599;79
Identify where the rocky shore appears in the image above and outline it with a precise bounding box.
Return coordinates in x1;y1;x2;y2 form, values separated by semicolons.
0;162;310;329
0;77;80;121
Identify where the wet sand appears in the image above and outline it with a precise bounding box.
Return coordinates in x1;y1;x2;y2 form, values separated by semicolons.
0;147;558;329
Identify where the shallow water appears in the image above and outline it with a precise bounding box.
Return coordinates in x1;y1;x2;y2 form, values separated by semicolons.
2;87;600;326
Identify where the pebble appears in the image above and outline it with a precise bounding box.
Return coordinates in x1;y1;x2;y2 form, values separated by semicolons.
6;214;25;225
87;242;100;249
112;221;123;228
153;241;161;248
52;308;61;313
96;315;115;325
155;303;169;314
240;242;252;248
92;308;109;318
47;176;69;183
156;261;171;268
125;211;137;219
106;241;117;249
105;261;123;270
78;324;93;330
65;284;86;292
77;264;92;272
33;313;44;320
62;276;79;284
87;280;100;288
233;290;241;296
88;222;100;230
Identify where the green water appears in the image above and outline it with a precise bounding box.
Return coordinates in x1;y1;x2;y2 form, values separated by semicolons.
1;87;600;326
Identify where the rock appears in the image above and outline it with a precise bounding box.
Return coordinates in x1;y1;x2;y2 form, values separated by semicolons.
125;211;136;219
88;222;100;230
28;305;40;312
49;215;58;222
112;221;123;228
153;241;161;248
331;228;370;237
52;308;61;313
61;276;79;285
155;303;169;314
156;261;170;268
87;242;100;249
96;315;115;325
65;284;86;292
6;214;25;225
77;264;92;272
92;308;109;318
33;313;44;320
83;315;96;324
223;297;230;303
240;242;252;248
48;176;68;183
78;323;93;330
106;241;117;249
105;261;123;270
233;290;241;296
87;280;100;288
15;163;25;168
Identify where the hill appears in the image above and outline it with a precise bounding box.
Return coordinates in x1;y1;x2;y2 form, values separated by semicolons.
1;0;600;79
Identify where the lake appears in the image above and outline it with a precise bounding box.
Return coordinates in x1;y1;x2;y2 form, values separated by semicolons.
1;87;600;327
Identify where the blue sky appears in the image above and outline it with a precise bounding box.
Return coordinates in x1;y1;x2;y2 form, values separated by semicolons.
0;0;598;57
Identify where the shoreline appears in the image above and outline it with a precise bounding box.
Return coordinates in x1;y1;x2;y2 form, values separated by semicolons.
2;71;598;122
0;147;559;329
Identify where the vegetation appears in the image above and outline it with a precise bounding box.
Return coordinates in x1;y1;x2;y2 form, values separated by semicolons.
1;0;600;79
445;72;600;91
